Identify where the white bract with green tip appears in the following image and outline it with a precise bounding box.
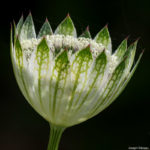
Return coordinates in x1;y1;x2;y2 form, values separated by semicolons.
10;13;143;150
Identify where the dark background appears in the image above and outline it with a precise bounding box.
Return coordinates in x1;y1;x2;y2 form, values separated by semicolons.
0;0;150;149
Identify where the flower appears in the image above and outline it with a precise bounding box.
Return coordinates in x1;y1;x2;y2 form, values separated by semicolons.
11;13;143;150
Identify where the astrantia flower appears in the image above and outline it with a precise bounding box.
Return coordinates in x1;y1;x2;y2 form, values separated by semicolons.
10;13;143;150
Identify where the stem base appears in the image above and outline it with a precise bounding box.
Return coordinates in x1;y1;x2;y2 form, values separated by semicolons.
47;124;65;150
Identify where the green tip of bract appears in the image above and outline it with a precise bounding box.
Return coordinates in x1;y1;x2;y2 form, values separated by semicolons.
19;13;36;40
37;18;53;38
55;14;77;37
123;40;138;73
114;38;128;61
80;26;91;39
94;25;112;53
16;15;24;36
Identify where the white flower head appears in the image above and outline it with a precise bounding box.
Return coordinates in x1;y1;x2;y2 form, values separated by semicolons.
11;13;143;128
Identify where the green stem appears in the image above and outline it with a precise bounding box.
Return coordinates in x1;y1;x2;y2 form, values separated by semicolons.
47;124;65;150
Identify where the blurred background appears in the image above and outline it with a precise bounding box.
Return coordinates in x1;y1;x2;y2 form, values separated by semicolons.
0;0;150;149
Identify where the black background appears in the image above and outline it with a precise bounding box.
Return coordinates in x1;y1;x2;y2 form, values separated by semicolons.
0;0;150;149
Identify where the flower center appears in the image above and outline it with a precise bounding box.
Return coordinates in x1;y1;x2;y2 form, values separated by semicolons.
20;34;106;58
20;34;118;73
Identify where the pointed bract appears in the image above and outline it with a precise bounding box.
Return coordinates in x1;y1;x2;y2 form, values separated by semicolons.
114;38;127;61
67;46;93;111
75;50;107;112
10;24;13;55
20;13;36;40
108;51;143;107
37;19;53;38
55;15;77;37
35;38;51;110
15;37;23;67
94;26;112;53
50;50;70;119
89;58;126;117
94;50;107;72
80;26;91;39
36;38;50;64
123;40;138;73
16;15;24;37
13;21;17;43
